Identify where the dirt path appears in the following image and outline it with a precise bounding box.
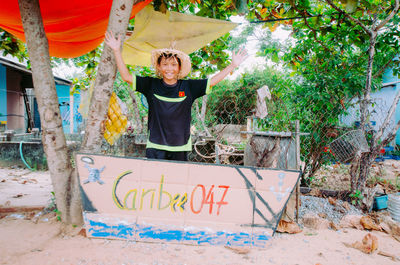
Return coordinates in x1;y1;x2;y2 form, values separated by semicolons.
0;167;52;208
0;213;399;265
1;166;400;265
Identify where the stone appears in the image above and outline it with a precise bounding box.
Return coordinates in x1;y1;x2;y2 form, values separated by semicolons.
339;215;363;230
302;213;330;230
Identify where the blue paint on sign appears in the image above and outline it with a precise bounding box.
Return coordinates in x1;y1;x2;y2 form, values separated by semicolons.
86;219;270;246
88;220;134;239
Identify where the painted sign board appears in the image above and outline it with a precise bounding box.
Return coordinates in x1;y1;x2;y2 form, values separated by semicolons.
76;153;300;247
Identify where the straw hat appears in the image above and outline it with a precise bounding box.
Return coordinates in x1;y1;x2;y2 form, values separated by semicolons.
151;48;191;79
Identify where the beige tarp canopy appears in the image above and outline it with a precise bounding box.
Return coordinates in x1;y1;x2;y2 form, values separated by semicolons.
122;5;237;67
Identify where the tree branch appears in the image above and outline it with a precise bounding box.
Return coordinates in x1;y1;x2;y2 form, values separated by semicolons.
324;0;372;36
375;119;400;155
374;0;400;31
292;6;332;52
174;0;180;12
373;88;400;146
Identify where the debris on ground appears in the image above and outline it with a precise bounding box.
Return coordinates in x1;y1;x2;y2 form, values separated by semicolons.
339;215;364;230
299;196;363;225
377;250;400;261
360;216;381;231
376;214;400;242
344;233;378;254
276;220;302;234
224;246;251;255
302;213;330;230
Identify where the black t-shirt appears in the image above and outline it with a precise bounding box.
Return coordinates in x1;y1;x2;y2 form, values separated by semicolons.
132;75;209;151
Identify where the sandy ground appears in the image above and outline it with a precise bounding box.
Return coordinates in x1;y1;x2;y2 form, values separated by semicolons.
1;166;400;265
0;167;53;208
1;214;400;265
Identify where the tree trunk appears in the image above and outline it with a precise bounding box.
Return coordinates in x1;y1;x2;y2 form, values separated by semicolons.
81;0;137;152
18;0;82;224
351;34;377;197
128;90;143;133
355;153;372;192
359;34;377;129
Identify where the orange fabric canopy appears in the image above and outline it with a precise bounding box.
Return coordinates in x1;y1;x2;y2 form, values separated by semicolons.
0;0;152;58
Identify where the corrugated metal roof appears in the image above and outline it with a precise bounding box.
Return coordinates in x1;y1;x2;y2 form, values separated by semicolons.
0;57;71;86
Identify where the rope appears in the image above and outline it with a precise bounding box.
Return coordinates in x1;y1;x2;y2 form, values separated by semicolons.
193;139;243;159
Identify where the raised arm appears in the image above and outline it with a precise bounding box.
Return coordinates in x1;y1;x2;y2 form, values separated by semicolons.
105;31;133;84
209;48;248;87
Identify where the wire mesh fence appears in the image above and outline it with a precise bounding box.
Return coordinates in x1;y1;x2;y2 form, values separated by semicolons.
65;75;400;187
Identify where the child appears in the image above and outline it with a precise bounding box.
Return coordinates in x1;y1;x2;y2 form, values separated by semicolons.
105;31;247;161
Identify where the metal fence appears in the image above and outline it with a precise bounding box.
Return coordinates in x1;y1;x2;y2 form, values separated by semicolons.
68;77;398;181
88;81;301;170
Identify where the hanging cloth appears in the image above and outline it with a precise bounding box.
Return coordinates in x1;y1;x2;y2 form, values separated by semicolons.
122;5;237;67
0;0;152;58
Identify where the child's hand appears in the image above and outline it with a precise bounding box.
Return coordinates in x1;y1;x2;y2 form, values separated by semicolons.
232;48;248;68
105;31;122;51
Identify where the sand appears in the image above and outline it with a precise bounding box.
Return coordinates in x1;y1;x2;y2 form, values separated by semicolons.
0;214;399;265
1;167;400;265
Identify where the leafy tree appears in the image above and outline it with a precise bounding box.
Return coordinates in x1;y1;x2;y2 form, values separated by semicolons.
0;30;28;62
247;0;399;204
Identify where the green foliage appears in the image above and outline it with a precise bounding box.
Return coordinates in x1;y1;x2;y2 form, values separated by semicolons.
349;189;364;206
49;191;62;221
205;67;288;127
206;80;256;125
243;0;400;187
0;30;28;63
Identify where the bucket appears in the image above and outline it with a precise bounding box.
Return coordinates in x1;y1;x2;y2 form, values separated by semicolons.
373;194;388;210
387;192;400;222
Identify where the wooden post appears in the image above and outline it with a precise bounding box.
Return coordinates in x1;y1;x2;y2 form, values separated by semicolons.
295;120;301;222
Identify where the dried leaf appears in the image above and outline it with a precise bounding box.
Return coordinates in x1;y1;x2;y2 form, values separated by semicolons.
378;250;400;261
277;220;302;234
360;216;381;231
342;201;351;210
309;189;322;197
390;223;400;237
380;222;391;234
328;197;337;205
330;222;340;231
344;233;378;254
225;246;251;255
318;213;327;219
362;233;378;253
77;228;86;237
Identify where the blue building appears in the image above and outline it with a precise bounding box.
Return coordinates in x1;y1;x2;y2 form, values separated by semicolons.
0;56;82;134
381;67;400;145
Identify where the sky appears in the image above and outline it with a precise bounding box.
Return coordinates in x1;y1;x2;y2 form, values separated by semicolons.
228;15;291;80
